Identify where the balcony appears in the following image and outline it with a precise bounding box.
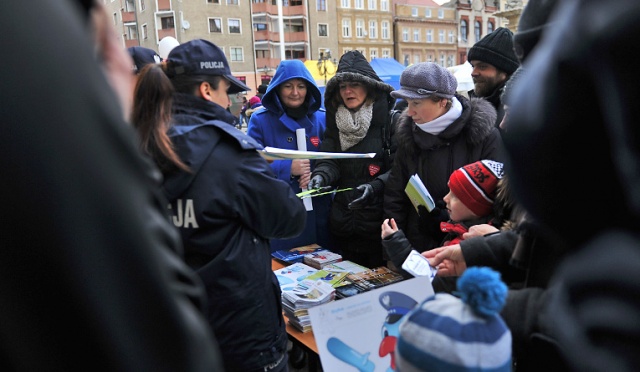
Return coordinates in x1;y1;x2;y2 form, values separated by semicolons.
253;31;307;43
124;38;139;48
121;10;136;23
251;2;306;17
158;0;171;11
158;28;176;41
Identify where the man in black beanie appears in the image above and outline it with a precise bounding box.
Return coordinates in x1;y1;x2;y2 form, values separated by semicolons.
467;27;520;128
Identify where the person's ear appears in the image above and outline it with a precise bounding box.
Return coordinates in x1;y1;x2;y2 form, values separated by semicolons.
198;81;213;101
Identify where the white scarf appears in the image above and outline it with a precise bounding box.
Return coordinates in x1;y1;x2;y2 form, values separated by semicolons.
336;103;373;151
415;97;463;135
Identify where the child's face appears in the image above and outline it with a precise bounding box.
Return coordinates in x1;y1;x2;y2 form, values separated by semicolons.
443;190;477;222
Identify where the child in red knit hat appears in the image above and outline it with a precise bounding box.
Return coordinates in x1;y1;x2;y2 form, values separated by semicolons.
382;160;504;265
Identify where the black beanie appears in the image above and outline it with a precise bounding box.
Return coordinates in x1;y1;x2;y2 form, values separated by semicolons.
468;27;519;75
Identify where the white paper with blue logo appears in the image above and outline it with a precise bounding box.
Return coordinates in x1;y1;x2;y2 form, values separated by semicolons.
308;276;434;372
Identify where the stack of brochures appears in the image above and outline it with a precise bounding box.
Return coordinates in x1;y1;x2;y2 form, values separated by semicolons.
274;262;319;296
281;279;335;333
303;250;343;269
345;266;404;292
271;244;326;264
322;260;369;274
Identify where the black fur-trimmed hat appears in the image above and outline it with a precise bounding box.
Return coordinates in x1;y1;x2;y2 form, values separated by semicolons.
324;50;394;110
468;27;519;75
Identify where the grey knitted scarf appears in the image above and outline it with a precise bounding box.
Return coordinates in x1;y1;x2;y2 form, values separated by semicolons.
336;103;373;151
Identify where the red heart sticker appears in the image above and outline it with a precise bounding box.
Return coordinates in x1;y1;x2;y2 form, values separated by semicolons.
310;136;320;147
369;164;380;176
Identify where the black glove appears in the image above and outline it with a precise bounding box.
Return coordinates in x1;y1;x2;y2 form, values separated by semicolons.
308;174;331;192
348;183;374;209
417;200;449;237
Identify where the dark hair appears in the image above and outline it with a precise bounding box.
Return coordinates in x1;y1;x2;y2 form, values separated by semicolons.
164;60;225;94
132;63;189;173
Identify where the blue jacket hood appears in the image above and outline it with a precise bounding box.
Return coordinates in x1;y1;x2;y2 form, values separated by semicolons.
262;60;322;114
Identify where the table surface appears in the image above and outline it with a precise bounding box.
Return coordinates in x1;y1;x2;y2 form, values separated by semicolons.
272;258;318;354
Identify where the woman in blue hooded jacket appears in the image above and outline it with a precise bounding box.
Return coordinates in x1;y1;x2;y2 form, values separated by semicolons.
247;60;333;252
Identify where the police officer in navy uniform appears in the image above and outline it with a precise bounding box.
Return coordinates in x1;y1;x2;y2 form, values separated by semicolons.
140;39;307;372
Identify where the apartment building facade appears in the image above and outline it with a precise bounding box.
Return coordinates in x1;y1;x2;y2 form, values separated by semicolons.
393;0;457;67
104;0;518;94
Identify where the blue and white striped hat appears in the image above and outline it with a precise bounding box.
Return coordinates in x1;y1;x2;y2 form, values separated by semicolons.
395;267;512;372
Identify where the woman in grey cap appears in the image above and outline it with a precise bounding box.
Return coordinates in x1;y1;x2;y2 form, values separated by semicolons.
382;62;504;290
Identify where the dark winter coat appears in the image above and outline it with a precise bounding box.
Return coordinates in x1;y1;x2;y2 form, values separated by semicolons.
164;93;306;371
384;95;503;252
311;51;395;247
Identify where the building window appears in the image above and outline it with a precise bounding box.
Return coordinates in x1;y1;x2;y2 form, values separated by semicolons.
382;48;390;58
161;16;174;29
440;52;445;66
126;25;137;40
207;0;220;3
425;9;431;17
342;19;351;37
413;29;419;42
439;30;444;43
355;0;363;9
318;23;328;37
370;48;378;59
427;29;432;42
438;9;444;19
412;7;418;17
460;20;468;42
369;20;377;39
402;28;409;42
227;0;238;4
112;12;118;25
475;20;482;43
209;18;222;33
381;21;389;39
142;24;148;39
380;0;388;11
487;21;494;33
341;0;350;8
356;19;364;37
139;0;145;11
317;0;326;11
448;31;455;43
369;0;376;10
230;47;243;62
228;19;241;34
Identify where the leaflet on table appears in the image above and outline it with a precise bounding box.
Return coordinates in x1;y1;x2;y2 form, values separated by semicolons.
259;146;376;161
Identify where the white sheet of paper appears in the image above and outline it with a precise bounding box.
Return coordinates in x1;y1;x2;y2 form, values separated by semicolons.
259;147;376;160
296;128;313;211
401;250;438;281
